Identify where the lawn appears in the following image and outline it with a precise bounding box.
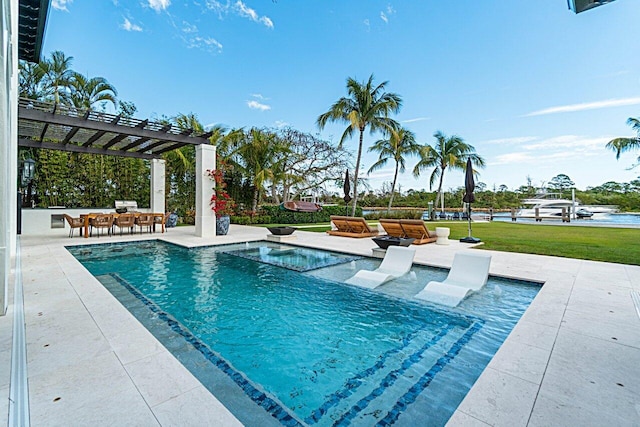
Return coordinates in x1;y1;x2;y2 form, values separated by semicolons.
260;221;640;266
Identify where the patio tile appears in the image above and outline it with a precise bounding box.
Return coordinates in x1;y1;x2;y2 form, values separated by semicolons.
28;351;159;427
446;410;491;426
124;351;201;407
507;319;558;351
486;339;550;385
151;385;242;427
455;367;539;427
562;307;640;349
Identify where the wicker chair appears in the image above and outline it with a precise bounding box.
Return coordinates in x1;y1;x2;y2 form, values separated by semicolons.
63;214;84;238
89;214;114;237
114;213;135;235
135;214;154;234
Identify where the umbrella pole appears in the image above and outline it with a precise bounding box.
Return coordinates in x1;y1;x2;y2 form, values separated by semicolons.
460;203;481;243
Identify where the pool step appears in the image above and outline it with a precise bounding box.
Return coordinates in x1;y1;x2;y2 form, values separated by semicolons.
307;321;478;426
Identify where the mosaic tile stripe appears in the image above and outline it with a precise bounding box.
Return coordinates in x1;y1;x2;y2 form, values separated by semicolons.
108;273;303;427
330;327;454;426
304;324;450;425
376;321;485;426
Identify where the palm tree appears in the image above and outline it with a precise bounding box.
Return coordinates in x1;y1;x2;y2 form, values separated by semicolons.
413;131;485;212
232;128;288;211
607;117;640;166
40;50;74;105
18;61;48;100
317;74;402;216
69;72;118;110
367;127;420;213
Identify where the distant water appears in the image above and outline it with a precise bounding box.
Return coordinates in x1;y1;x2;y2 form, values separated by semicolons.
483;212;640;227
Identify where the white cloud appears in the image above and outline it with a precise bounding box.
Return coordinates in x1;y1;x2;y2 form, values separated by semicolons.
380;4;395;23
182;21;198;33
121;18;143;32
401;117;429;123
490;135;614;166
523;97;640;117
247;100;271;111
367;168;396;180
187;36;223;53
251;93;268;100
148;0;170;12
234;1;274;28
206;0;230;15
52;0;73;11
485;136;537;145
274;120;289;128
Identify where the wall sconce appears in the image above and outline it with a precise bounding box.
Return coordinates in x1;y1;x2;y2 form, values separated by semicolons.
20;158;36;187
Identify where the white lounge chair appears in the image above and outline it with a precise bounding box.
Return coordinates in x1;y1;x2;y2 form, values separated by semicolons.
415;251;492;307
345;246;416;289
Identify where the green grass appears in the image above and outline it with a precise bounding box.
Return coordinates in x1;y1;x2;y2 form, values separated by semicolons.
257;221;640;265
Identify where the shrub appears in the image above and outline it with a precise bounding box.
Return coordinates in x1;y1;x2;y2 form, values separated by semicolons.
259;205;363;224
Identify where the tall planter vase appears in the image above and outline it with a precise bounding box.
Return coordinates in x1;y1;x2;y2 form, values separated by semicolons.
216;215;230;235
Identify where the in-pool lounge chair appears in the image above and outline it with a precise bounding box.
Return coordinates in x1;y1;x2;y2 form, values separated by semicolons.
345;246;416;289
379;218;405;238
399;219;437;245
415;251;492;307
327;216;378;238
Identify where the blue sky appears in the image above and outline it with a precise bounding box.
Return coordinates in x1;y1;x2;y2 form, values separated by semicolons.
44;0;639;193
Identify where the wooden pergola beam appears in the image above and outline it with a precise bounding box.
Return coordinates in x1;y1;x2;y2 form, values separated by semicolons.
18;138;155;159
19;107;208;148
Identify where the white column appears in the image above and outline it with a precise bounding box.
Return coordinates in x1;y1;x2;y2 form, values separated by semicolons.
0;0;20;315
150;158;166;213
195;144;216;237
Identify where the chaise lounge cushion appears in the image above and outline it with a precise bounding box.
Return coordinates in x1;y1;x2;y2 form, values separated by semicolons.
327;216;378;238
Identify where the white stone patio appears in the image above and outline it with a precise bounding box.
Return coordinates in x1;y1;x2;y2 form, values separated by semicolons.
2;224;639;426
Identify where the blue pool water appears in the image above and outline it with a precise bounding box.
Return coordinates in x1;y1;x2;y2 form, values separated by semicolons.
68;241;540;426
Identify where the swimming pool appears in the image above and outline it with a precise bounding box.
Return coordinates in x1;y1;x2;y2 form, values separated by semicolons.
68;241;540;426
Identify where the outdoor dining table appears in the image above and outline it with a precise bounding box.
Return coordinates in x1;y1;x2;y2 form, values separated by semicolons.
79;212;166;238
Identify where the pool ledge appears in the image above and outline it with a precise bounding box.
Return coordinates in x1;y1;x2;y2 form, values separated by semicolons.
5;225;640;426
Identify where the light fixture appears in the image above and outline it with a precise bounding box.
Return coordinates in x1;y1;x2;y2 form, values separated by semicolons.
20;158;36;187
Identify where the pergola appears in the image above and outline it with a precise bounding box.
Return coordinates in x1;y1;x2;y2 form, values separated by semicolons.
17;98;218;237
18;98;213;158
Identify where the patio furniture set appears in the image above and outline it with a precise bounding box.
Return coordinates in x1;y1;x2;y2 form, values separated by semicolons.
63;212;167;238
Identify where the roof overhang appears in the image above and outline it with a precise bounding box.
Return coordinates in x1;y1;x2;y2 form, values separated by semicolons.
18;98;213;159
568;0;616;13
18;0;51;63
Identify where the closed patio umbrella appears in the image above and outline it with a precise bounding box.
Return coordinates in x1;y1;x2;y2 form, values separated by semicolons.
343;169;352;216
460;158;481;243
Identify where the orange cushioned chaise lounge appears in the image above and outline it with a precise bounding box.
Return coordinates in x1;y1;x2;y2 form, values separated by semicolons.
399;219;437;245
327;215;379;238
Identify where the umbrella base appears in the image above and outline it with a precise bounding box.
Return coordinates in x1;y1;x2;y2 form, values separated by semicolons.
460;236;482;243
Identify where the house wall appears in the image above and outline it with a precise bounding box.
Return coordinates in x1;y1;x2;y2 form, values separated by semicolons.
0;0;19;315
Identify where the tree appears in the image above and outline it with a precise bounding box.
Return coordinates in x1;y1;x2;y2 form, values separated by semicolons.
317;74;402;216
367;127;420;212
548;174;575;195
607;117;640;167
39;50;74;105
413;131;485;211
275;128;349;203
69;72;118;110
18;61;48;100
232;128;288;211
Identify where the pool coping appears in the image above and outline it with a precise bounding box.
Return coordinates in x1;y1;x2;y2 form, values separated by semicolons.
4;225;640;426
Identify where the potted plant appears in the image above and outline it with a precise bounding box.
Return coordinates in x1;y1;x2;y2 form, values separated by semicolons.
206;167;236;235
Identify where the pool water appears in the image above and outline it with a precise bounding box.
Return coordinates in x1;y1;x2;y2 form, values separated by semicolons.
68;241;540;426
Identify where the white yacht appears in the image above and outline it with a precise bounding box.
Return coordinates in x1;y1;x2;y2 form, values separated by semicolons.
518;193;617;219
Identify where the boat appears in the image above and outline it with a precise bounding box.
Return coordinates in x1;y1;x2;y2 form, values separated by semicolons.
575;209;594;219
280;201;323;213
518;193;617;219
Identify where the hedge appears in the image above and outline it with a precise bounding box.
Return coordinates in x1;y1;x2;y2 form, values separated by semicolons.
255;205;363;224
